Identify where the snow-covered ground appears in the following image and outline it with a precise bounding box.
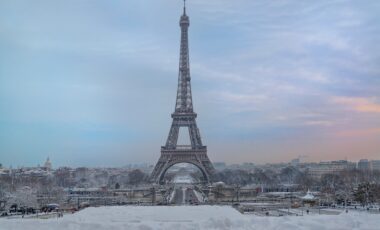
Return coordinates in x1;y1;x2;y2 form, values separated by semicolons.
193;189;204;202
0;206;379;230
172;175;194;183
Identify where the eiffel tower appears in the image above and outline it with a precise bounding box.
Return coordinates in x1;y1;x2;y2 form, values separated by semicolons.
150;1;214;184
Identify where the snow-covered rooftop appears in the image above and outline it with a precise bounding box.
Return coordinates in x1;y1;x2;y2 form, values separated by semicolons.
302;190;316;200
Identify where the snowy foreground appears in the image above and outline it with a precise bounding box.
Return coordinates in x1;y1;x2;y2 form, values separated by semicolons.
0;206;379;230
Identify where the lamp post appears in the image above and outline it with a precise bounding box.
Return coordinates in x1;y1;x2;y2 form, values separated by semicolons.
151;186;156;205
234;184;241;204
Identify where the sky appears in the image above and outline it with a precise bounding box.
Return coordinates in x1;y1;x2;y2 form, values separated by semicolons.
0;0;380;167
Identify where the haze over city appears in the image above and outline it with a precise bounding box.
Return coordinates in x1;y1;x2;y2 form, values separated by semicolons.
1;0;380;167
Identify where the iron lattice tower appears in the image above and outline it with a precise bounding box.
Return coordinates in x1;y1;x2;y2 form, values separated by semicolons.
150;2;215;184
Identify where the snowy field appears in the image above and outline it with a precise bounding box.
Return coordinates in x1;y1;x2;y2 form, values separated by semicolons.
0;206;379;230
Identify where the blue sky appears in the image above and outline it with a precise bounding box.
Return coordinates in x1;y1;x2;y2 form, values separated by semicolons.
1;0;380;167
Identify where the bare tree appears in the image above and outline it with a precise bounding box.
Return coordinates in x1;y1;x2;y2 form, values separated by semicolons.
128;169;148;186
354;182;377;206
294;170;315;191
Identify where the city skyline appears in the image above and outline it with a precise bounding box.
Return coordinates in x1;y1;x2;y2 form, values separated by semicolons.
2;157;380;170
1;0;380;167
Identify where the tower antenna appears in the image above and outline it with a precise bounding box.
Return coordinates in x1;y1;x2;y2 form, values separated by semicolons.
183;0;186;14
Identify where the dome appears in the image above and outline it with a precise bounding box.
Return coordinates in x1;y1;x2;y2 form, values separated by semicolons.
44;157;52;170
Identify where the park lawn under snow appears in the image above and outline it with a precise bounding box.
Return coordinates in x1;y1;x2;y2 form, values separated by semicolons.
0;206;379;230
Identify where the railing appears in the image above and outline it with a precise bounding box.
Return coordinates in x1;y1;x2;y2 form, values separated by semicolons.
161;146;207;151
175;145;192;150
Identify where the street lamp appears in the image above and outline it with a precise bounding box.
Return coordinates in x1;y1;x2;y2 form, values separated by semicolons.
234;184;241;204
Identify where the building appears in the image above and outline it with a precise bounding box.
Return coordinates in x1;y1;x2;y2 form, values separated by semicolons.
308;160;355;179
44;157;52;171
213;162;227;171
358;159;370;170
290;158;300;167
371;160;380;171
241;162;255;170
0;166;10;177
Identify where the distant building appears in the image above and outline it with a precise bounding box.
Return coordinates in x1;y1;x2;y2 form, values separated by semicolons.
241;162;255;170
0;164;9;177
371;160;380;171
358;159;370;170
213;162;227;171
44;157;52;171
226;162;256;171
308;160;355;179
290;158;300;166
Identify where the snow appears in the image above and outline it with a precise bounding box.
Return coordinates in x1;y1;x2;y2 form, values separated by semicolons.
0;206;379;230
172;175;194;183
193;189;204;202
302;190;316;200
168;189;176;203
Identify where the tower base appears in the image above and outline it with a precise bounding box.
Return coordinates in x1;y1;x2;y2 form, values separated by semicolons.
150;147;214;184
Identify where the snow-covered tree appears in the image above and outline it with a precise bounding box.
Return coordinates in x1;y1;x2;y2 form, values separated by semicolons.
354;182;377;206
7;187;38;208
128;169;148;186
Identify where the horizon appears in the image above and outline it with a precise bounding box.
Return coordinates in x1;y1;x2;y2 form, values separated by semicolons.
2;156;379;169
1;0;380;167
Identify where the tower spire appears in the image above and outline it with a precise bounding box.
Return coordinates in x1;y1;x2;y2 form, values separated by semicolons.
183;0;186;15
176;0;192;113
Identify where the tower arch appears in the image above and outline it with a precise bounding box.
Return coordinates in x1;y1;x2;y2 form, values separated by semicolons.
158;161;210;184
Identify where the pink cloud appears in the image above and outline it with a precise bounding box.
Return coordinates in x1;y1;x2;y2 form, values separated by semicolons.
335;128;380;138
332;96;380;113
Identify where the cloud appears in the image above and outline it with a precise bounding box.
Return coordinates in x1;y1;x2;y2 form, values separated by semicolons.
303;120;334;127
335;128;380;138
332;97;380;113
